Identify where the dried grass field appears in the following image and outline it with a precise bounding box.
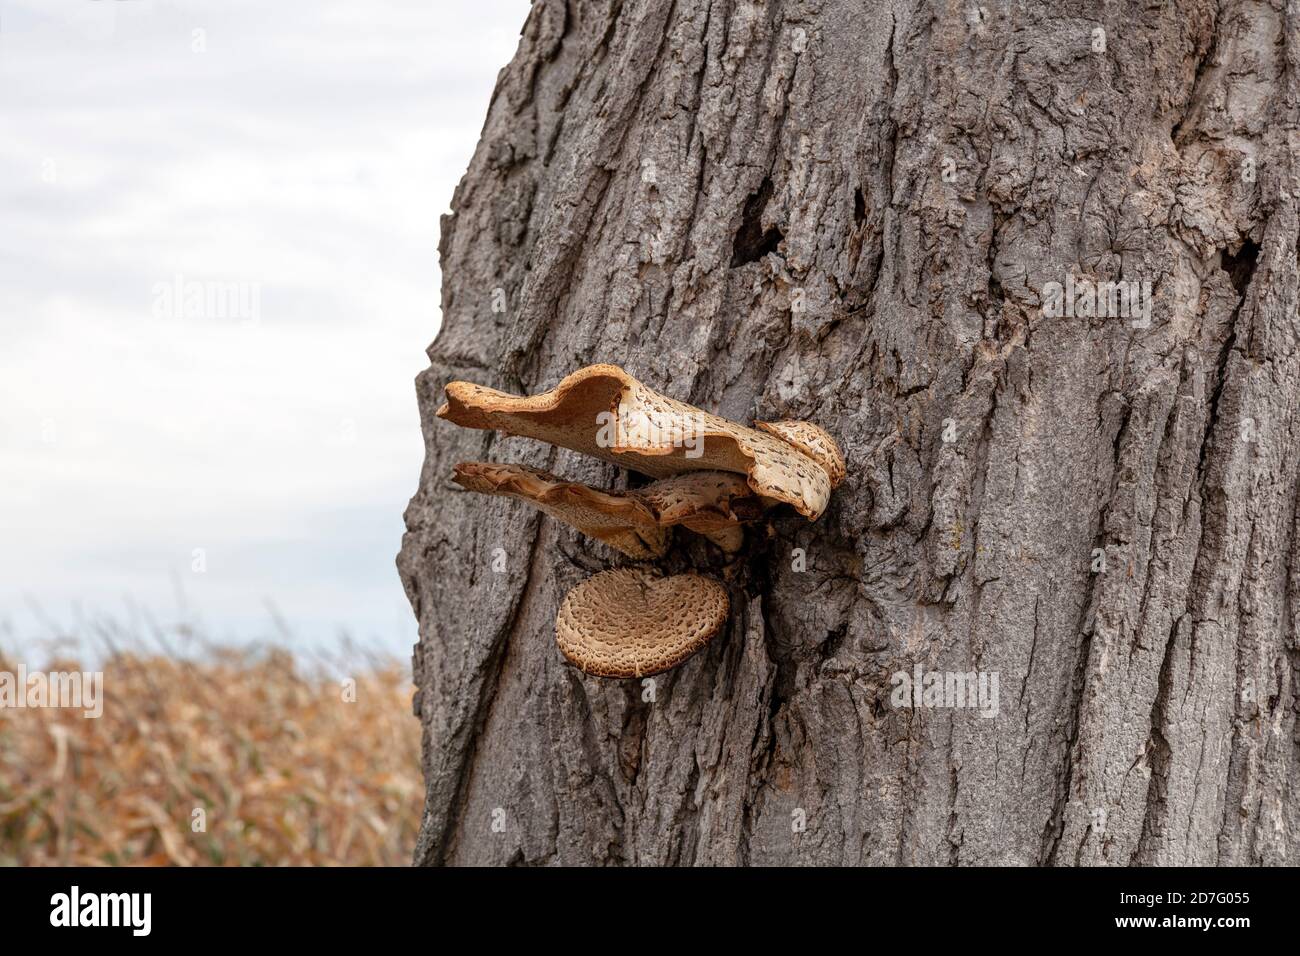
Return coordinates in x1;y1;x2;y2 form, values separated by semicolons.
0;645;421;866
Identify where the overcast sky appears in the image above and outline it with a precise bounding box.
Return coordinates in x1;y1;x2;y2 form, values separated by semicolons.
0;0;527;658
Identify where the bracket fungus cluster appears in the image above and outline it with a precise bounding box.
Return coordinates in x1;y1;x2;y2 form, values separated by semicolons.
438;364;844;678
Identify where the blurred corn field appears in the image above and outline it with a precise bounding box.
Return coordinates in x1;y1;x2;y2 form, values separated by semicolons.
0;647;422;866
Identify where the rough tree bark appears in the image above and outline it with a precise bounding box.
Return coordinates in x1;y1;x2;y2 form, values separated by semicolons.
398;0;1300;865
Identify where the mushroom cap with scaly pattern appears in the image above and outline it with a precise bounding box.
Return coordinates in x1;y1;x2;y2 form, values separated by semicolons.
555;568;729;677
754;419;847;487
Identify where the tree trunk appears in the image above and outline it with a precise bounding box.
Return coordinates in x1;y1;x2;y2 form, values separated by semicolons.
398;0;1300;865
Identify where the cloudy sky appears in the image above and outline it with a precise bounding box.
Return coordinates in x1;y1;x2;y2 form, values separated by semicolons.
0;0;526;658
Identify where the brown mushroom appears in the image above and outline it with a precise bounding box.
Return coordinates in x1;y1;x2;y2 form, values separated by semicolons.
452;462;762;556
754;419;847;487
635;470;764;552
437;364;837;520
555;567;729;677
452;462;667;558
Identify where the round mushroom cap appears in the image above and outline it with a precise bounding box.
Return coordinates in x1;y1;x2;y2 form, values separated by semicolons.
555;568;729;678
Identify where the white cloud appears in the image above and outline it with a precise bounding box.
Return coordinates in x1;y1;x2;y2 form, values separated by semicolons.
0;0;528;658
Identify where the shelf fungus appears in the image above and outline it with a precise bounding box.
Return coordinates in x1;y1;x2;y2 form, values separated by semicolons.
438;364;845;677
437;363;838;519
453;461;670;559
555;568;729;678
452;462;763;557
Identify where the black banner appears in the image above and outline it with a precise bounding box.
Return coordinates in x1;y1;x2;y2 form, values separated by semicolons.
0;866;1273;943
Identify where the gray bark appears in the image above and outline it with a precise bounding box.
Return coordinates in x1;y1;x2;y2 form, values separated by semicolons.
398;0;1300;865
